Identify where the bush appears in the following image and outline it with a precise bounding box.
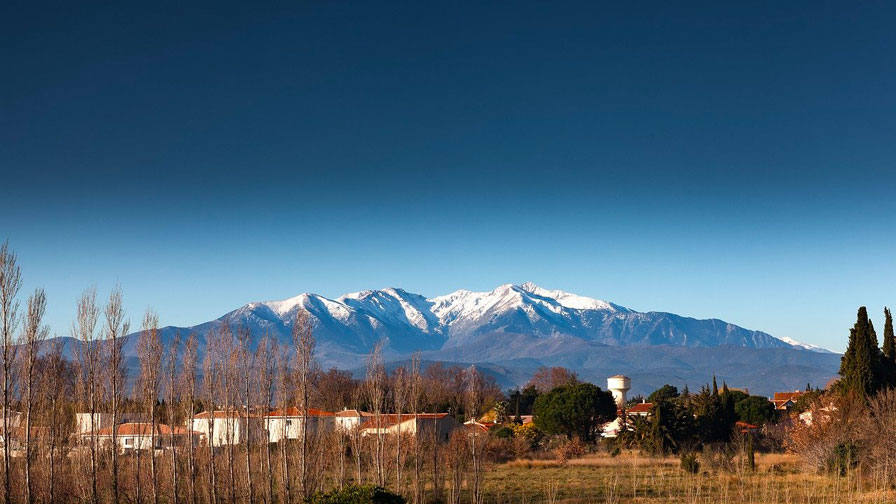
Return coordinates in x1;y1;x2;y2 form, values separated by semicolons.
491;426;515;439
680;453;700;474
554;437;588;464
827;442;859;477
308;485;405;504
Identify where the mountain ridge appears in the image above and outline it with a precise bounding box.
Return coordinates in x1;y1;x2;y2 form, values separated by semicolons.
48;282;837;396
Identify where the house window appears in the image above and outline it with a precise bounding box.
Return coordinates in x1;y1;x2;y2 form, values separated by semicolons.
124;438;132;447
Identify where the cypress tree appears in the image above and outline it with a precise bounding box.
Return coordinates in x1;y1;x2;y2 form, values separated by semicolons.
883;307;896;385
712;376;718;396
884;308;895;360
839;306;884;398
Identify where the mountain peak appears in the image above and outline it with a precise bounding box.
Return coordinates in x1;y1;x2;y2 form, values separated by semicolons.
239;283;825;353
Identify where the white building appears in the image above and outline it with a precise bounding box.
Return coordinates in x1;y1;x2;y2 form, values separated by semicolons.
265;407;336;443
76;413;112;434
190;411;265;447
334;409;373;432
81;423;197;452
360;413;459;442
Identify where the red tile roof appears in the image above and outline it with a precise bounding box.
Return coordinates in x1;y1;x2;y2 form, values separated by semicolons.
773;391;804;401
84;423;196;436
627;403;653;414
267;407;335;417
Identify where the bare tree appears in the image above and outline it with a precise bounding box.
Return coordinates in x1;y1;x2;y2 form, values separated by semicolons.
466;366;484;504
182;333;199;504
43;338;69;504
392;366;408;494
202;331;221;504
365;341;386;486
138;309;163;504
21;288;47;504
292;310;317;500
276;349;292;504
218;325;237;504
238;325;255;504
104;286;129;504
74;288;100;504
166;335;182;504
526;366;579;393
409;354;423;504
257;336;278;504
349;389;364;485
0;243;21;504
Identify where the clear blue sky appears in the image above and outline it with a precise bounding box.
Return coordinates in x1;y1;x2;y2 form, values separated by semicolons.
3;1;895;351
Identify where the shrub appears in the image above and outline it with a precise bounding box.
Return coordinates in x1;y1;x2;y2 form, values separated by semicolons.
680;453;700;474
554;437;587;464
308;485;405;504
491;426;515;439
827;442;859;477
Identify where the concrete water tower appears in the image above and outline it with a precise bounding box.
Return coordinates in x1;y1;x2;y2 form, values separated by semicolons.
607;375;631;408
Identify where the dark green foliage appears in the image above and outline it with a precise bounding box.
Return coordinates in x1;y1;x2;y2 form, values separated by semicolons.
827;443;859;477
838;307;885;398
623;398;697;455
734;395;776;426
507;385;539;416
647;384;679;404
726;390;749;406
883;307;896;385
308;485;405;504
692;384;732;443
490;426;515;439
680;453;700;474
791;390;822;414
533;382;616;442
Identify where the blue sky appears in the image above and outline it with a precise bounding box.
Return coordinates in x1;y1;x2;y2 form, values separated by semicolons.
2;1;895;351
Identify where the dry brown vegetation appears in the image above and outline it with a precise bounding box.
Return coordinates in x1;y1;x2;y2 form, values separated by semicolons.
481;451;896;504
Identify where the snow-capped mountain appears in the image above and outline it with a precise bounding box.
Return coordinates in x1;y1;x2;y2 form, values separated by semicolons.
202;282;821;355
49;282;837;396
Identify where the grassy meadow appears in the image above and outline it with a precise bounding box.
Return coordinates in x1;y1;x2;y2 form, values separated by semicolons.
472;452;895;504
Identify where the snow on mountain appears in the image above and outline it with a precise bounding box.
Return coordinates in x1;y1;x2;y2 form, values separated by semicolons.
49;282;833;397
775;335;832;353
222;282;823;354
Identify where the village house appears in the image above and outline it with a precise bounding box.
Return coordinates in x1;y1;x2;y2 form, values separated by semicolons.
265;407;336;442
360;413;459;441
602;401;653;438
770;391;805;411
334;409;373;432
81;422;198;452
190;410;266;447
75;412;110;434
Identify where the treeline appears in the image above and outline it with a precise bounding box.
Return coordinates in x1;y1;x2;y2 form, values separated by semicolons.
0;244;507;504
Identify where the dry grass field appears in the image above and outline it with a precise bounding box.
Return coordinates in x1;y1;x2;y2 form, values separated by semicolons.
475;452;896;504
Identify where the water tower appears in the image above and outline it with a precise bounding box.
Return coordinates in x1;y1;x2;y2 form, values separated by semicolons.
607;375;631;408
